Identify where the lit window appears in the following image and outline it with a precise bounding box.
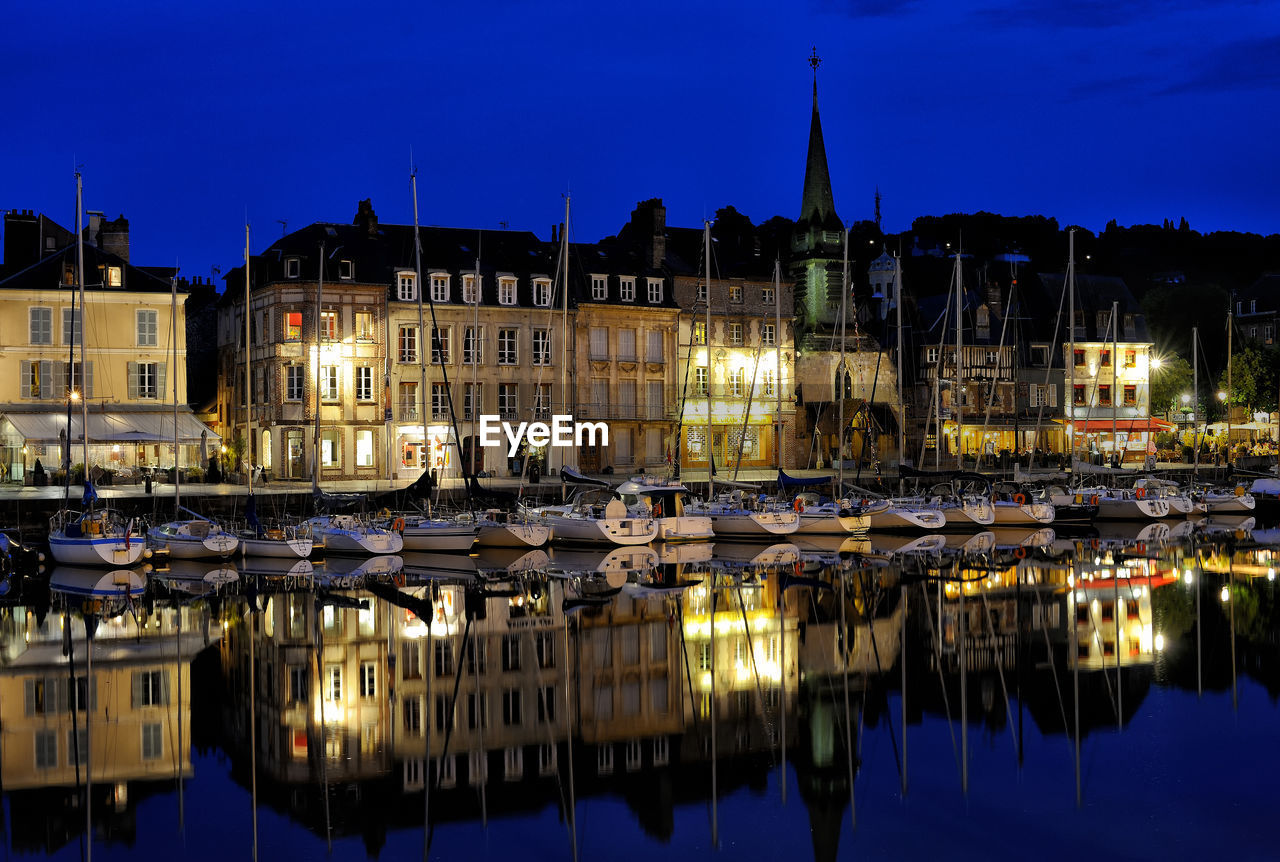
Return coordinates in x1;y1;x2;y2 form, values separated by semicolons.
285;311;302;341
729;284;743;303
320;310;337;341
355;429;374;467
693;322;706;345
321;429;340;467
105;266;122;287
355;310;374;341
320;366;339;400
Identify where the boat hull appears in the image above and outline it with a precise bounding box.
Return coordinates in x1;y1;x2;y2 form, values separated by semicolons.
49;532;146;567
542;513;658;546
705;510;800;539
399;521;478;553
476;519;552;548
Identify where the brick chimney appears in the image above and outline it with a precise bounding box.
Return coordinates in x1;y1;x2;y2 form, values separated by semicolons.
3;209;39;271
99;215;130;262
354;199;378;237
631;199;666;270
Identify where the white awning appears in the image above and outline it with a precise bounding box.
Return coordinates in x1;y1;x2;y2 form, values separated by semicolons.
0;410;220;445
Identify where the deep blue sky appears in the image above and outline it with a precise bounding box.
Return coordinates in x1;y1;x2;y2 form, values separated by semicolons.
5;0;1279;281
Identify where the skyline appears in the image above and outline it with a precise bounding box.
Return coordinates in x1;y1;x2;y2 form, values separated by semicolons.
4;0;1279;280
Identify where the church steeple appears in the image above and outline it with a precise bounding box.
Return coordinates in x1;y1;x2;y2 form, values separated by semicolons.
799;47;839;232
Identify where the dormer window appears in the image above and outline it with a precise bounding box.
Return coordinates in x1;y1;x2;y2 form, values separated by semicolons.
763;286;775;305
591;275;607;300
105;266;122;287
338;260;354;280
1251;299;1257;313
463;274;480;304
696;283;707;303
729;284;743;304
534;278;552;307
397;272;416;301
619;277;635;302
286;258;300;279
647;278;663;303
498;277;516;306
431;273;450;302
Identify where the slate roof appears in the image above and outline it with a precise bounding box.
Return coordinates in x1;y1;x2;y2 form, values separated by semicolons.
0;241;179;294
1034;273;1150;342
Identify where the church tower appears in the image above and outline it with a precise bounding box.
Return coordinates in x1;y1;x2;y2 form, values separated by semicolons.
790;48;846;335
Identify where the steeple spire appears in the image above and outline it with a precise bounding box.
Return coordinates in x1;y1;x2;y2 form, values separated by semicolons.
800;47;839;231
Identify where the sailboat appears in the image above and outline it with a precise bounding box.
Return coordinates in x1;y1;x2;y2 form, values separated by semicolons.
615;476;714;542
147;269;239;559
47;172;148;567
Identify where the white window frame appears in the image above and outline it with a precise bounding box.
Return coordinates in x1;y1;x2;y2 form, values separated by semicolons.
320;365;339;401
591;275;607;300
762;286;775;305
498;328;518;365
532;328;552;366
106;265;122;287
462;273;479;304
338;260;354;280
355;310;375;342
761;323;776;346
286;365;303;401
354;365;374;401
729;284;743;304
397;271;416;301
136;309;158;347
647;278;663;303
430;273;450;302
431;327;451;365
728;322;743;346
534;278;552;307
463;326;483;365
619;277;635;302
286;257;300;279
498;277;516;306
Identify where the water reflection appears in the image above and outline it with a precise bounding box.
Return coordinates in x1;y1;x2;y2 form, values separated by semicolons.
0;531;1277;858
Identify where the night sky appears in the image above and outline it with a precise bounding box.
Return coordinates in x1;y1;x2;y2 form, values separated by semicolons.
5;0;1278;280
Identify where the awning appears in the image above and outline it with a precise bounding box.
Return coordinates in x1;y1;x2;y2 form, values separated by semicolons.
1072;418;1173;433
0;410;221;445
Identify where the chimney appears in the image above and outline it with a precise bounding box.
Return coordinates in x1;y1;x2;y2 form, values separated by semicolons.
550;223;557;245
99;215;130;262
630;198;666;270
354;199;378;236
85;210;104;244
3;209;39;271
985;281;1002;318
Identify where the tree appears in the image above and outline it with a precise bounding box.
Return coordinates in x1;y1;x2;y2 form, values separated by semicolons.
1150;355;1193;419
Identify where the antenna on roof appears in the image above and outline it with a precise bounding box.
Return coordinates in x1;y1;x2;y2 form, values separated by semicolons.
276;220;287;236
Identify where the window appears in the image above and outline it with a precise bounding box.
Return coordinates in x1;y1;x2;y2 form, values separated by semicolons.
503;689;522;726
355;310;374;341
504;747;523;781
591;275;607;300
539;743;557;775
534;383;552;418
398;326;418;363
35;730;57;769
728;322;743;345
139;722;163;760
589;327;609;359
1123;385;1137;406
625;739;642;771
133;670;169;707
464;326;482;364
431;327;450;364
763;369;776;397
397;271;416;301
467;693;488;730
134;309;158;347
1099;385;1112;406
498;383;518;418
404;698;422;735
29;308;52;344
729;368;745;397
318;309;336;341
498;277;516;306
926;346;939;364
434;640;454;677
288;666;308;703
1073;384;1086;406
105;265;122;287
729;284;743;304
464;383;483;420
619;277;635;302
534;278;552;307
696;283;707;303
986;350;999;365
431;383;450;420
498;328;518;365
355;366;373;401
538;686;556;724
693;321;706;345
286;257;300;279
320;428;339;467
431;273;449;302
694;366;708;396
647;278;663;303
1100;349;1111;367
285;311;302;341
399;381;419;421
502;634;521;672
533;328;552;365
597;745;614;775
129;361;162;400
653;736;669;766
68;728;88;765
320;366;339;400
338;259;353;280
1073;348;1085;366
355;429;374;467
761;323;776;346
1031;345;1049;366
62;308;81;345
535;632;555;668
697;642;712;671
618;329;636;361
762;286;775;305
647;331;663;362
1122;349;1136;368
286;366;303;401
462;273;479;304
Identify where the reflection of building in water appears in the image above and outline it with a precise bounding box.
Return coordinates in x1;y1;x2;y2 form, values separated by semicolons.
0;600;208;852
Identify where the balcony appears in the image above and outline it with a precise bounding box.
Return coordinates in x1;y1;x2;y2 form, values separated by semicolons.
399;405;420;422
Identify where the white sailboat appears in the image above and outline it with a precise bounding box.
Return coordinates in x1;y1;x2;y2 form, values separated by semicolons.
475;508;552;548
533;492;659;546
47;173;148;568
615;476;714;542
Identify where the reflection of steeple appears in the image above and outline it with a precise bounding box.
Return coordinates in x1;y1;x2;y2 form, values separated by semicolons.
792;694;855;862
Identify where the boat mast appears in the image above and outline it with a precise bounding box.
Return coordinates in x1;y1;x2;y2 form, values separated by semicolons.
76;172;89;487
954;247;963;471
1110;300;1118;465
895;254;905;469
412;169;427;487
312;241;324;497
838;227;848;488
705;220;713;502
774;257;782;474
1067;229;1076;470
245;223;254;495
1226;296;1233;467
172;271;181;515
559;196;570;478
1192;325;1199;476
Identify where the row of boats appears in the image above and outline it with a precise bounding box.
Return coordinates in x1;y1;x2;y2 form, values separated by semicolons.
39;472;1275;569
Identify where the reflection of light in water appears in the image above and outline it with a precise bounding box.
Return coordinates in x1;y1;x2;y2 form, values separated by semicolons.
1155;632;1165;651
1220;585;1230;602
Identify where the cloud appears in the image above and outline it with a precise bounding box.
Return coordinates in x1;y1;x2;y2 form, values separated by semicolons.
1161;34;1280;94
976;0;1255;30
815;0;926;19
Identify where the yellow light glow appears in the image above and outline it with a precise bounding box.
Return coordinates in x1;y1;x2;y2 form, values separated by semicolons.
1154;632;1164;651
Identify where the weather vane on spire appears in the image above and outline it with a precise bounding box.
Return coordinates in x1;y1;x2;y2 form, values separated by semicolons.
809;46;821;77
